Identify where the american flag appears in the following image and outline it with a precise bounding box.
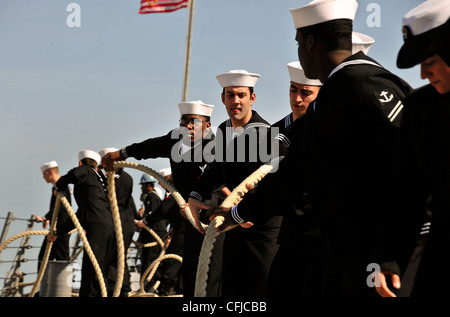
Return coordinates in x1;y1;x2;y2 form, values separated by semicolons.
139;0;188;14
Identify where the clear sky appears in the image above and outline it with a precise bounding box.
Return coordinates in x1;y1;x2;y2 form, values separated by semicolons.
0;0;425;281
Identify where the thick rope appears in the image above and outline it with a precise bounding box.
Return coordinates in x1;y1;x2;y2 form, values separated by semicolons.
128;225;180;296
0;227;82;297
112;159;282;297
143;253;183;297
221;156;284;210
193;216;223;297
0;199;61;297
112;161;207;231
194;156;284;297
0;197;101;298
58;194;107;297
109;162;185;297
2;180;126;298
136;220;166;294
0;230;50;252
28;195;61;297
132;240;158;248
106;171;125;297
1;157;283;298
127;252;183;298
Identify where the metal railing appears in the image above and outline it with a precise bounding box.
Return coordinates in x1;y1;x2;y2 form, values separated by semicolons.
1;211;143;297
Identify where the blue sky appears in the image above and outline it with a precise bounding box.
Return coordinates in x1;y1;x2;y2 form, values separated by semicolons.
0;0;425;280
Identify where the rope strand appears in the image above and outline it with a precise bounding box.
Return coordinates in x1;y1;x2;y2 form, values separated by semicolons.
112;161;208;231
106;171;125;297
59;194;108;297
194;156;284;297
28;195;61;297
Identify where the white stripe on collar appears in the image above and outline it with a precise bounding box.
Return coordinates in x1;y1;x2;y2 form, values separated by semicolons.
225;119;270;143
328;59;382;79
313;59;383;112
284;113;292;128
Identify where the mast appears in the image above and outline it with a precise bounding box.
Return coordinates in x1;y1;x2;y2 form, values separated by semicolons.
181;0;195;102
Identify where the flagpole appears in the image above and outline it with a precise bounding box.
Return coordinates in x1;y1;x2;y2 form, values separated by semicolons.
182;0;195;102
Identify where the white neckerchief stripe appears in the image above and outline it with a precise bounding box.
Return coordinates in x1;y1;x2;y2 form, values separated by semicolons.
245;122;270;129
284;114;292;128
275;134;291;148
225;119;269;145
314;59;383;112
328;59;382;79
231;205;244;224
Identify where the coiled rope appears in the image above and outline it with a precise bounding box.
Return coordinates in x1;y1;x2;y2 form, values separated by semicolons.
109;162;186;297
136;219;166;295
58;194;108;297
0;231;51;253
106;168;178;297
0;163;181;297
112;158;282;297
106;171;125;297
112;161;208;231
133;222;182;297
1;157;281;297
28;195;60;297
0;195;107;297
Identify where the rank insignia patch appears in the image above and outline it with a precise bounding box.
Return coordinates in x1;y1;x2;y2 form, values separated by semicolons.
373;88;404;123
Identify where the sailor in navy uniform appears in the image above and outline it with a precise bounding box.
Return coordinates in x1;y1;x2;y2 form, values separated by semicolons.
138;168;185;296
188;70;282;297
275;32;375;154
38;161;72;271
375;0;450;298
136;173;164;287
212;0;413;297
103;100;223;297
268;62;322;297
98;148;139;297
49;150;115;297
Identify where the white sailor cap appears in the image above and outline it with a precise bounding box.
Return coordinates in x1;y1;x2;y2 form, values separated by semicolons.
290;0;358;30
178;100;214;117
159;167;172;177
352;32;375;55
287;62;322;86
40;160;58;172
216;70;260;88
98;147;119;159
78;150;101;166
397;0;450;68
